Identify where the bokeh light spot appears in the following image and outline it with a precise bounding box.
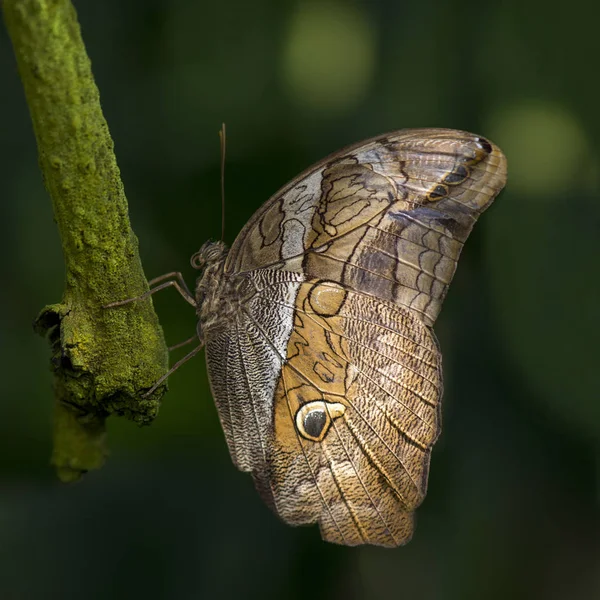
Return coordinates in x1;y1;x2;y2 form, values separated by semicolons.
282;2;376;114
486;102;588;197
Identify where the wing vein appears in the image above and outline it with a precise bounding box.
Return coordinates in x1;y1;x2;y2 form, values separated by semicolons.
251;295;441;394
245;276;437;354
327;412;398;545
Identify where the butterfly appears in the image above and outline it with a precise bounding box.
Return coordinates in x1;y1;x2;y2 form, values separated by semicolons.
112;128;507;547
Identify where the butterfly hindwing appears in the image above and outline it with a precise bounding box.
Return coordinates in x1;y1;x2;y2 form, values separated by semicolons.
207;274;441;546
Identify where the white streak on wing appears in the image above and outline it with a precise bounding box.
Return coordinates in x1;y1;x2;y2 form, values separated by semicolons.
240;273;303;437
280;171;322;259
281;219;307;259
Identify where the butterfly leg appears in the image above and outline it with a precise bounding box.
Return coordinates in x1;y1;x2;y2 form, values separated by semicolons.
168;335;198;352
141;342;204;398
104;272;196;308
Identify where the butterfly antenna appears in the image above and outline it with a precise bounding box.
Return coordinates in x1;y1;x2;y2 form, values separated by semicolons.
219;122;226;242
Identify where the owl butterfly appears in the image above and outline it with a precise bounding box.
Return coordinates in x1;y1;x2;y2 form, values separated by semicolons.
119;129;506;547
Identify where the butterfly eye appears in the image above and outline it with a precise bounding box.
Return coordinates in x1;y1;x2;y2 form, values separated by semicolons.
295;401;346;442
190;251;205;270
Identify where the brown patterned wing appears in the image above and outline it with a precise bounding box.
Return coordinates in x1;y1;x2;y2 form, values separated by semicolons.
207;129;506;546
232;276;442;547
226;128;507;326
204;269;440;546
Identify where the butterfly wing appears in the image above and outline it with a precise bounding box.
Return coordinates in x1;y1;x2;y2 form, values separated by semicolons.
263;278;442;547
205;274;440;547
226;128;507;327
208;129;506;546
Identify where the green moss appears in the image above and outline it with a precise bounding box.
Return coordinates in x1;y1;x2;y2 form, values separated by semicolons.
4;0;169;480
52;400;107;483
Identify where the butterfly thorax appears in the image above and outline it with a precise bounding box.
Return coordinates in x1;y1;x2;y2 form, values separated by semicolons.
192;240;249;341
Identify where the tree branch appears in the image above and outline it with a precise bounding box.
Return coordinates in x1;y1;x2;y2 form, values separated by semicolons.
2;0;169;481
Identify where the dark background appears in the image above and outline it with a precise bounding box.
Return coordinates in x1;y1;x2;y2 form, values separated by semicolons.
1;1;598;598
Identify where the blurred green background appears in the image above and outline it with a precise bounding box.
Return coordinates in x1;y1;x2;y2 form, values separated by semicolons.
1;0;599;598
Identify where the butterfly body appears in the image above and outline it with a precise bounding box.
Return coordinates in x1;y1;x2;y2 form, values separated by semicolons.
187;129;506;547
193;240;239;339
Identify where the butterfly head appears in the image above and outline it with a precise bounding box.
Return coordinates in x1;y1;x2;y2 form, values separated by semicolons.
190;240;228;272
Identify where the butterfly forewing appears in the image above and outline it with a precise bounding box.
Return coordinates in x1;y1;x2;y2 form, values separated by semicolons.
226;128;506;326
204;129;506;547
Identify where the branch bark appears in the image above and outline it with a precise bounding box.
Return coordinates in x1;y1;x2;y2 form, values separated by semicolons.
2;0;169;481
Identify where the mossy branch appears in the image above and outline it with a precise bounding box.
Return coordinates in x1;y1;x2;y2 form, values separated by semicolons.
2;0;169;481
